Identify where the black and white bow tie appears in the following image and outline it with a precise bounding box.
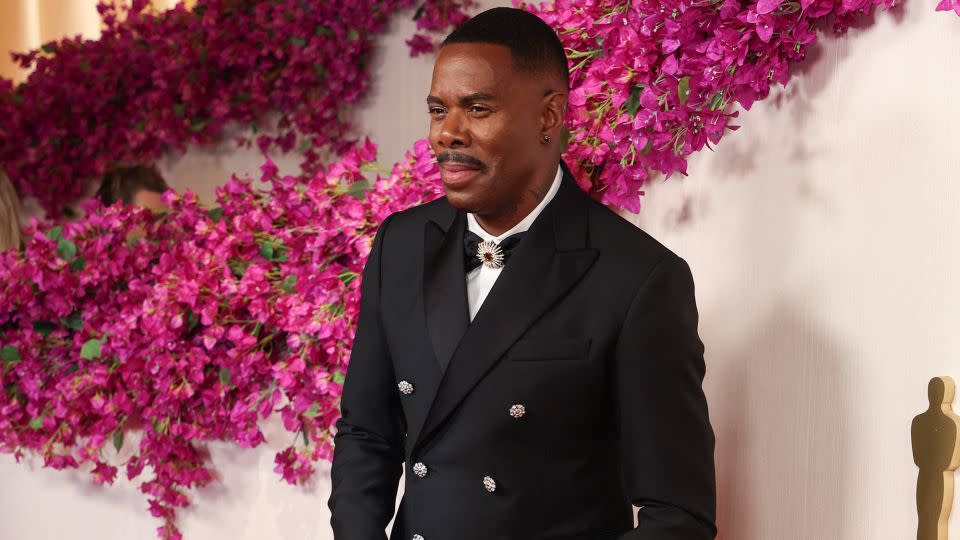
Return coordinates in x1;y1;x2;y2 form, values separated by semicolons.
463;230;526;273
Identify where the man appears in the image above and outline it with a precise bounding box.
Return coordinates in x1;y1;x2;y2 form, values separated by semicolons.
328;7;716;540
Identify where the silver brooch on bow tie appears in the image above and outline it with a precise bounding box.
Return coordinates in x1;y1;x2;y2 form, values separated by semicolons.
476;240;505;269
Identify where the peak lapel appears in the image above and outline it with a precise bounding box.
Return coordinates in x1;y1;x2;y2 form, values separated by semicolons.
422;209;470;374
413;168;599;455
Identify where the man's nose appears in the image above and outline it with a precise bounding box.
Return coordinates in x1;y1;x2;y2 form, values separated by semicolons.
438;110;470;148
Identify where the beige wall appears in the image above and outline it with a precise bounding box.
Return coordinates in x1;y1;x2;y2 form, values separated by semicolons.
627;2;960;536
0;0;101;82
2;0;959;538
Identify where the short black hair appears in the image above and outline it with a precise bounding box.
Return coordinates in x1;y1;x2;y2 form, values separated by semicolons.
442;7;569;90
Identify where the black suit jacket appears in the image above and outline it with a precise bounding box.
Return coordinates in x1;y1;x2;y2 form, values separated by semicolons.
329;162;716;540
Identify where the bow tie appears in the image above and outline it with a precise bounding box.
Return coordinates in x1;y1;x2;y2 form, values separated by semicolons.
463;230;526;273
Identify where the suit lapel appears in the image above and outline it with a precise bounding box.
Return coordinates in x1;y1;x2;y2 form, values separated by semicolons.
413;165;599;455
422;209;470;374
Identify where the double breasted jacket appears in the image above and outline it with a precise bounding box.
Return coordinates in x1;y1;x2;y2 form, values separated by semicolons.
329;162;716;540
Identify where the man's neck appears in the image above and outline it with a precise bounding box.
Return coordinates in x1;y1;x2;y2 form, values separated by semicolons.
474;165;560;236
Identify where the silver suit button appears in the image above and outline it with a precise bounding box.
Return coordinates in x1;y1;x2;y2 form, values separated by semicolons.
509;404;526;418
398;380;414;395
413;535;424;540
483;475;497;492
412;462;428;478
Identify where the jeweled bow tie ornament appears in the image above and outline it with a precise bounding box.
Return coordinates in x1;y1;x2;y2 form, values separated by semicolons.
463;230;526;273
476;240;505;269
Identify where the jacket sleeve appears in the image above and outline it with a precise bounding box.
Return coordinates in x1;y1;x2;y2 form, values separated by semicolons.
328;213;405;540
615;254;717;540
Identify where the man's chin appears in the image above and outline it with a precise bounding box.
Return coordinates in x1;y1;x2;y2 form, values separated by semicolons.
443;190;483;213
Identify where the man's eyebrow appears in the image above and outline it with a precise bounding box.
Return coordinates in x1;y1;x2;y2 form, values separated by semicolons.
426;92;497;105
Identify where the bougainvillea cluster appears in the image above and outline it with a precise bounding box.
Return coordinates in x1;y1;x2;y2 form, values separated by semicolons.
0;0;423;216
524;0;959;211
406;0;477;56
0;140;442;539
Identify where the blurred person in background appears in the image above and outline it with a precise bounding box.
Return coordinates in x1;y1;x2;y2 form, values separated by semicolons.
96;165;170;211
0;169;23;251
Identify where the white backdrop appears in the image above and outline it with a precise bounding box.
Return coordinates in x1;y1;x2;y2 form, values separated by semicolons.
2;0;959;538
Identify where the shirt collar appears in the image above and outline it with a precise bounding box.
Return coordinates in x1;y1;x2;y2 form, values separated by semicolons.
467;163;563;243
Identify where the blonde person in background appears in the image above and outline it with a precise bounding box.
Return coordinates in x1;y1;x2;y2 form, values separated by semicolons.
0;169;23;252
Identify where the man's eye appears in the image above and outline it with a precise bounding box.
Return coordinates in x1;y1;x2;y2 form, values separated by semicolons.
429;107;446;115
468;105;489;113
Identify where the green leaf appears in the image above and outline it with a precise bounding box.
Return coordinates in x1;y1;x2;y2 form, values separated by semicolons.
113;429;124;452
313;63;326;80
134;119;146;132
337;270;357;286
280;274;298;294
296;138;312;154
314;24;332;36
229;259;251;278
347;28;359;40
45;226;63;242
1;345;21;363
346;179;371;200
208;207;223;223
413;6;425;19
709;91;725;111
41;43;56;54
61;311;83;331
626;84;643;116
173;103;185;118
290;36;307;48
639;139;654;156
80;338;103;360
259;242;274;260
33;321;56;337
677;76;691;105
29;416;44;430
69;256;86;271
56;238;77;260
303;403;321;418
219;367;232;386
331;370;346;385
190;118;209;132
259;238;288;262
186;310;199;332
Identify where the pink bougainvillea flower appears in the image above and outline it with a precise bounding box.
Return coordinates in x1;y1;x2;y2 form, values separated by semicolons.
937;0;960;15
0;139;441;538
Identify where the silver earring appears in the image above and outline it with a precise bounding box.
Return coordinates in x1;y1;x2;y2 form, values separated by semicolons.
542;134;551;143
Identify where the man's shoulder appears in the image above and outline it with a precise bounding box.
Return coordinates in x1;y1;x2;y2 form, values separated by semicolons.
380;197;453;235
582;195;679;264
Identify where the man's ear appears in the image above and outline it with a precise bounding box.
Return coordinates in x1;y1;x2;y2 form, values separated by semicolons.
540;90;567;139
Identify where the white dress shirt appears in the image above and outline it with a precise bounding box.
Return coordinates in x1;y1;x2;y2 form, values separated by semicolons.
465;164;564;321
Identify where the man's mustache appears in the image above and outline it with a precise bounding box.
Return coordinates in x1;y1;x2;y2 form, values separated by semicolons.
436;151;486;169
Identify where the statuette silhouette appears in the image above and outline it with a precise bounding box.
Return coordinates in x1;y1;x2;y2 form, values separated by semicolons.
912;376;960;540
